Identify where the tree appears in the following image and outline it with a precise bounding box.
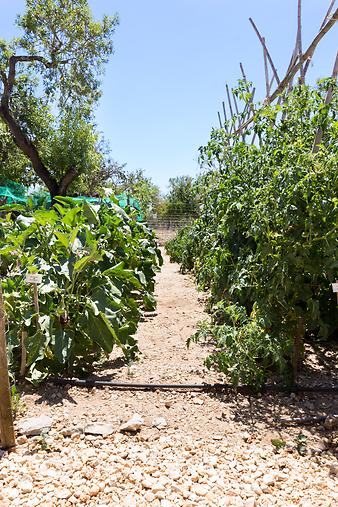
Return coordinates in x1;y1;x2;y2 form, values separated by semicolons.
0;0;118;198
163;175;199;217
115;169;162;218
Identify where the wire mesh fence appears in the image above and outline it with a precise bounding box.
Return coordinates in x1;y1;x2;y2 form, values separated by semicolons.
147;215;195;245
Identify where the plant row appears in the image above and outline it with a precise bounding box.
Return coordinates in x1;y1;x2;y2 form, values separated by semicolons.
0;198;162;382
166;80;338;387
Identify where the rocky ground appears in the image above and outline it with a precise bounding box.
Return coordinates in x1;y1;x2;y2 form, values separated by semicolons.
1;250;338;507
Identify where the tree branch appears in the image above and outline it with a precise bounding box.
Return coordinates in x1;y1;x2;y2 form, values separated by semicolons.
6;55;69;97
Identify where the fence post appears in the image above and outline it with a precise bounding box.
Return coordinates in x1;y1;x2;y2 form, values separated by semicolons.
0;280;15;449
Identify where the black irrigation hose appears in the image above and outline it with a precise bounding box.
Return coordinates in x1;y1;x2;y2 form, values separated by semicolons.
50;377;338;394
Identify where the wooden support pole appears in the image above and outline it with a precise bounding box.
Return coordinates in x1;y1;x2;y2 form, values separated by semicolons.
320;0;336;29
312;51;338;153
217;111;223;129
304;0;336;76
269;8;338;103
297;0;305;83
222;102;229;133
236;9;338;135
226;84;235;122
263;37;270;98
249;18;281;85
20;330;27;378
0;281;15;450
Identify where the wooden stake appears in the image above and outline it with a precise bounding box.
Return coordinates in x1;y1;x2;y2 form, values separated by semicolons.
262;37;270;98
249;18;280;85
320;0;336;29
297;0;305;83
312;51;338;153
221;102;229;134
20;330;27;378
0;281;15;450
304;0;336;76
217;111;223;129
226;84;235;122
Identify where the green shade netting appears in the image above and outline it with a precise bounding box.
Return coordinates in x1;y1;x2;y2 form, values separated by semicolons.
0;182;143;220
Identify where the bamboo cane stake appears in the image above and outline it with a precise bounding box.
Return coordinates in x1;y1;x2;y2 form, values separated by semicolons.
217;111;223;129
0;281;15;450
236;9;338;135
20;330;27;378
226;84;235;123
249;18;280;85
222;101;229;134
304;0;336;76
297;0;305;83
269;8;338;102
262;37;270;98
320;0;336;29
312;51;338;153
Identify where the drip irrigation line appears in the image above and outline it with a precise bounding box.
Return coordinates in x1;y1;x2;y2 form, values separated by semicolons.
50;378;338;394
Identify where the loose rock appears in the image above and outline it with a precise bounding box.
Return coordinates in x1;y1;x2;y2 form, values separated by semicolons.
120;414;144;432
84;423;114;436
17;416;53;436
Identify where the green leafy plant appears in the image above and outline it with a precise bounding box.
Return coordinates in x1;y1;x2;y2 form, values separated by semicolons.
167;80;338;387
1;198;162;382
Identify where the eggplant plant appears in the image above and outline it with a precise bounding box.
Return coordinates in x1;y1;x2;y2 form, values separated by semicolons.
0;198;162;382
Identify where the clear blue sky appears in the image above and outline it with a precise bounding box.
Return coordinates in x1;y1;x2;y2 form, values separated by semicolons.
1;1;337;191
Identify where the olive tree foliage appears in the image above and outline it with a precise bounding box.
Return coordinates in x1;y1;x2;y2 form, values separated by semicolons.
0;0;118;197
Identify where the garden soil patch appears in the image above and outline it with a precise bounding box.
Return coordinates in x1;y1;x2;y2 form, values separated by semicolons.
1;251;338;506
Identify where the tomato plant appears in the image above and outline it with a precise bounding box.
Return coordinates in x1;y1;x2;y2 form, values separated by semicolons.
167;80;338;387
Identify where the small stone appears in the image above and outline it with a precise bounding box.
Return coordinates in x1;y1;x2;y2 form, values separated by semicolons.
17;435;28;445
244;498;256;507
164;401;172;409
152;417;168;429
57;489;72;500
329;463;338;476
89;484;100;497
120;414;144;432
17;416;53;436
324;415;338;431
61;426;84;437
262;473;275;486
191;484;209;496
145;491;155;502
193;398;204;405
142;479;153;489
20;481;33;494
84;423;114;436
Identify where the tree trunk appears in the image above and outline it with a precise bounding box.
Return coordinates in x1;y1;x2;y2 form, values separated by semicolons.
0;104;77;199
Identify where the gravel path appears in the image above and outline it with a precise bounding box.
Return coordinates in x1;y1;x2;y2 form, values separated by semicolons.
1;251;338;506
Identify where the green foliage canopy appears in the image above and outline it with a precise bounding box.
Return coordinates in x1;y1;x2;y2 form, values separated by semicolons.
0;0;118;197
